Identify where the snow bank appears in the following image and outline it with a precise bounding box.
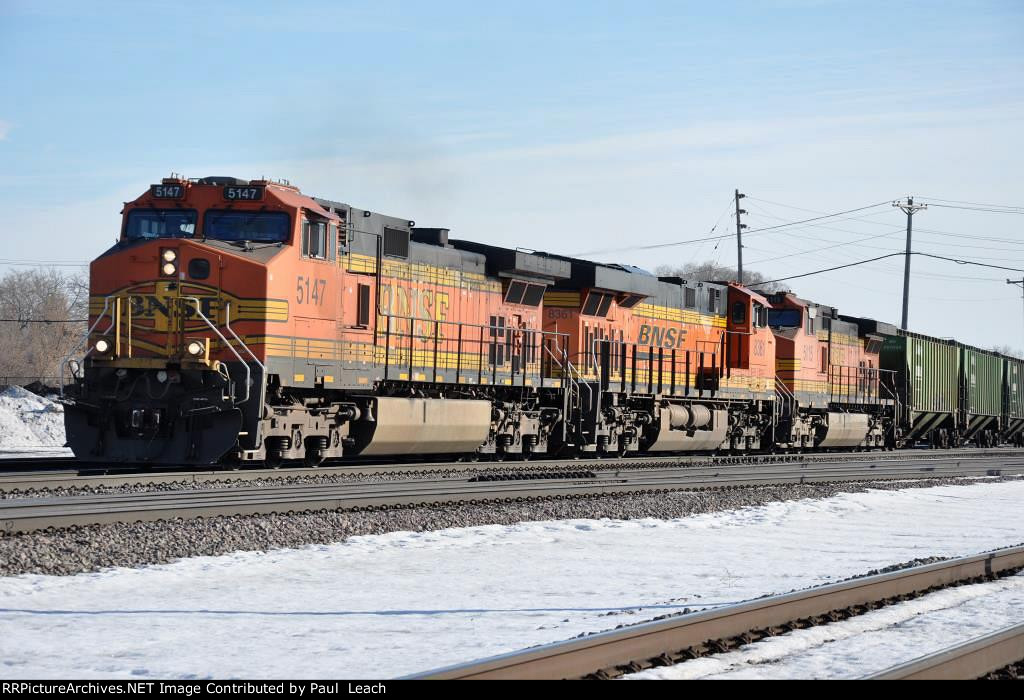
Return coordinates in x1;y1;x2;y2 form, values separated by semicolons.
0;386;66;449
1;480;1023;679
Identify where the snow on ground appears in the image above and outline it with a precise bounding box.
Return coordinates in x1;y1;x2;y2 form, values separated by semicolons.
1;480;1023;679
626;571;1024;679
0;386;67;450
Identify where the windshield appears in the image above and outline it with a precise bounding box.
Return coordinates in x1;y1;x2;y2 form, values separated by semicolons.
767;309;802;328
204;210;291;242
125;209;196;240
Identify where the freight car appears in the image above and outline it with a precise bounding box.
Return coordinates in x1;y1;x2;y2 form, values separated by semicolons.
60;176;1017;465
878;330;1011;448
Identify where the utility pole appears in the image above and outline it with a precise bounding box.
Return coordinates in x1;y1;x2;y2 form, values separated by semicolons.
735;189;747;284
1008;279;1024;350
893;197;927;329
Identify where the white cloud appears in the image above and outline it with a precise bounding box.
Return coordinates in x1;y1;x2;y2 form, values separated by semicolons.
0;121;10;141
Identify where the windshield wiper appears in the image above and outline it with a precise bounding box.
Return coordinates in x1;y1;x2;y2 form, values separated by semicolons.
226;240;283;251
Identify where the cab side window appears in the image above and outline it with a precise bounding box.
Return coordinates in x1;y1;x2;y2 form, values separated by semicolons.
752;302;767;327
732;301;746;324
302;218;335;261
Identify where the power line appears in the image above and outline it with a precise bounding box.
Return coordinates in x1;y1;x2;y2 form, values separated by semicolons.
744;228;904;265
683;197;737;269
747;204;1024;257
749;251;1024;287
739;200;894;235
914;251;1024;273
741;202;906;246
751;241;1006;281
743;203;906;243
0;259;89;267
748;195;1024;246
916;196;1024;210
742;201;1024;278
0;319;87;323
714;202;1024;281
749;253;907;286
574;199;893;256
923;202;1024;214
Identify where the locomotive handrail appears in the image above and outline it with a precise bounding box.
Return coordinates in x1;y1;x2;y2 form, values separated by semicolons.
544;341;590;403
59;295;115;398
181;296;252;405
224;301;268;416
826;363;897;405
223;302;267;373
774;373;796;421
543;340;590;445
375;312;568;388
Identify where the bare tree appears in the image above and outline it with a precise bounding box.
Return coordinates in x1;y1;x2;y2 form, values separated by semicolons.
0;268;88;384
990;344;1023;359
655;260;788;293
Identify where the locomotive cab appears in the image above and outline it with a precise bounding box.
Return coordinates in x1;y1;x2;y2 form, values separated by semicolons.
64;176;317;464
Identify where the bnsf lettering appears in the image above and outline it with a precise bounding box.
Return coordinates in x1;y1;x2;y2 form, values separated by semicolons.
636;324;686;349
129;295;217;318
378;285;450;340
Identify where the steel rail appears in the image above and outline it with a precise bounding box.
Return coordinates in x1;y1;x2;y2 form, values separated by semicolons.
2;448;1023;492
3;446;1020;476
0;454;1018;497
417;546;1024;680
1;456;1023;534
865;623;1024;680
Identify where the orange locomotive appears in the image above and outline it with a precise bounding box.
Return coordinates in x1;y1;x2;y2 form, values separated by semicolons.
64;176;896;464
766;293;893;451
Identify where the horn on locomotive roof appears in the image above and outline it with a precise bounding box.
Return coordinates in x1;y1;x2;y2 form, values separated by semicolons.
196;176;250;186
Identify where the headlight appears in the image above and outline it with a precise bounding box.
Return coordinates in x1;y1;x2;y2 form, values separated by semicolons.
162;262;177;276
186;340;204;356
94;338;111;354
162;249;177;262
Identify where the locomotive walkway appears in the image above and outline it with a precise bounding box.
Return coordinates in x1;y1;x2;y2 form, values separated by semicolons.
1;451;1022;533
418;545;1024;680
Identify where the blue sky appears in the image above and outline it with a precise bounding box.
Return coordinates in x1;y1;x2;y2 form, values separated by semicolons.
1;1;1023;347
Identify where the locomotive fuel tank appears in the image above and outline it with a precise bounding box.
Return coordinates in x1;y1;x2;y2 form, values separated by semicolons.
351;397;492;455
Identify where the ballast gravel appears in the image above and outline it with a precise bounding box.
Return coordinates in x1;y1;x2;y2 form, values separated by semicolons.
0;475;1018;577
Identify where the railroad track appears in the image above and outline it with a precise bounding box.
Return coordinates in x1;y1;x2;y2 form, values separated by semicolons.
866;623;1024;680
1;454;1023;533
417;545;1024;680
2;447;1023;492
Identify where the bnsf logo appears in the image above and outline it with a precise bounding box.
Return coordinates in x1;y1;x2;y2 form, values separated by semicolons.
124;295;219;332
129;295;218;318
636;324;686;349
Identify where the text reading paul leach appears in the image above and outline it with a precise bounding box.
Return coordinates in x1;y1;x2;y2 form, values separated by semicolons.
2;683;390;697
